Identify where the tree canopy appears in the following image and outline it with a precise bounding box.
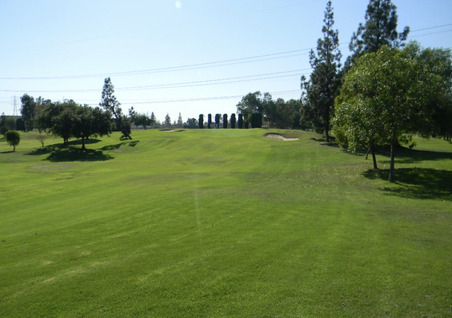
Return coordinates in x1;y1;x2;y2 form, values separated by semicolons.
333;46;445;182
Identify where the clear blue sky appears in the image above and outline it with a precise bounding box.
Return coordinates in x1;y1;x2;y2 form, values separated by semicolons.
1;0;451;122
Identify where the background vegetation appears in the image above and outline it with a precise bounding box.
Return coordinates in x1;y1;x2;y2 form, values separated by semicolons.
1;129;451;317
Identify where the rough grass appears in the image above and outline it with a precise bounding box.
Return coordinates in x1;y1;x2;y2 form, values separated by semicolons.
0;129;451;317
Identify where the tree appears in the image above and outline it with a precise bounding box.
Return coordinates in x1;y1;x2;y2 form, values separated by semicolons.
238;114;243;129
5;130;20;151
20;94;36;131
230;113;236;128
150;112;158;128
184;118;198;129
52;101;78;144
198;114;204;129
403;42;452;140
333;46;443;182
207;114;212;129
215;114;221;129
131;112;153;130
1;113;16;135
72;105;111;150
176;113;183;128
164;113;172;128
99;77;131;139
301;1;341;142
348;0;409;65
222;114;228;128
236;91;266;128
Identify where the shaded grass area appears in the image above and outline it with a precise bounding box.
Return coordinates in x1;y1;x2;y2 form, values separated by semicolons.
364;167;452;200
0;129;451;317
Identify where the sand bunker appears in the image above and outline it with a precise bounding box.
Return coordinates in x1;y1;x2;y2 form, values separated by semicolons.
265;133;299;141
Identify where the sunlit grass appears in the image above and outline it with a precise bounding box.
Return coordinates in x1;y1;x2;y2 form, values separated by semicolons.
1;129;451;316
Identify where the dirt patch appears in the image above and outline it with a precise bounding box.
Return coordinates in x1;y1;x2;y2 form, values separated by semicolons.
264;133;299;141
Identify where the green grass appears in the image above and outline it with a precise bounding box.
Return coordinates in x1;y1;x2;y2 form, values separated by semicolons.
1;129;451;317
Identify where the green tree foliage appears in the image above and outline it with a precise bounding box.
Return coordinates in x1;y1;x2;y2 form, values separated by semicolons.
0;113;16;135
236;91;270;128
99;77;131;139
403;42;452;140
130;109;154;130
333;46;444;182
301;1;341;142
36;100;111;149
184;118;198;129
264;98;299;129
72;106;112;150
5;130;20;151
20;94;36;131
348;0;409;65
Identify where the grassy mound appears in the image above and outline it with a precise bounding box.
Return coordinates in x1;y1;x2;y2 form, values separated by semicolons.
1;129;451;316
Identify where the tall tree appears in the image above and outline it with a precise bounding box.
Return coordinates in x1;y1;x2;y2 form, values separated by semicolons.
222;114;228;128
348;0;409;64
333;46;443;182
230;113;236;129
198;114;204;129
20;94;36;131
301;1;341;142
177;113;183;128
99;77;131;139
164;114;172;128
207;114;212;129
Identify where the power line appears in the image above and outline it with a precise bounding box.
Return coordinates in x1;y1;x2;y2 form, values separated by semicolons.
0;69;310;93
89;89;301;106
0;49;313;81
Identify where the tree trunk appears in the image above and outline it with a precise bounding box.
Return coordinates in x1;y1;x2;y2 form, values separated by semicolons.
81;137;86;151
371;142;378;170
389;140;396;182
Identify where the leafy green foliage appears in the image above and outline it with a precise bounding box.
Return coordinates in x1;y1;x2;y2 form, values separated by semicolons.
36;100;111;149
334;46;444;181
5;130;20;151
20;94;36;131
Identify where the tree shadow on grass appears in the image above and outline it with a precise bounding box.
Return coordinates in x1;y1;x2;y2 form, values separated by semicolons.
378;147;452;164
28;142;113;162
363;168;452;200
46;147;113;162
101;140;139;150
